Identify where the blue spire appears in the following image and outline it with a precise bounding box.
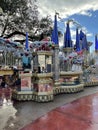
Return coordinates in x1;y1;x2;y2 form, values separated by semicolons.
82;34;88;51
25;32;29;50
95;35;98;51
51;14;59;45
81;35;86;50
79;30;88;51
85;35;89;51
80;30;85;40
76;28;80;51
64;22;72;48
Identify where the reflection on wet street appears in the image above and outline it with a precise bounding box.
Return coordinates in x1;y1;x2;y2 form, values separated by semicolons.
21;92;98;130
1;86;98;130
0;104;17;130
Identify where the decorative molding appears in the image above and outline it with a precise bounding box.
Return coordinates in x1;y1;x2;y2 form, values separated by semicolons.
12;80;98;102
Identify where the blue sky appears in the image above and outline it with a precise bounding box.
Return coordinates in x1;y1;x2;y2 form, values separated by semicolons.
37;0;98;52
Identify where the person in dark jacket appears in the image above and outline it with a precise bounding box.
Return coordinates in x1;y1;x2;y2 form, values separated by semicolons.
1;77;5;88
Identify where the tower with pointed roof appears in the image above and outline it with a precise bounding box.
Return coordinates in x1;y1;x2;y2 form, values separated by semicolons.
95;34;98;53
51;13;60;87
63;22;73;55
63;21;73;71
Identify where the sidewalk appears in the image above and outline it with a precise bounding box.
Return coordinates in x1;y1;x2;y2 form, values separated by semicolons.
21;91;98;130
3;86;98;130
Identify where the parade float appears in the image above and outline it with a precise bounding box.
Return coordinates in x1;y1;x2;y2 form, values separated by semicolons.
0;14;98;103
11;18;86;102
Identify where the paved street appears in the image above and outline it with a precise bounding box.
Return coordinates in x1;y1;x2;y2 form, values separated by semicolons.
2;86;98;130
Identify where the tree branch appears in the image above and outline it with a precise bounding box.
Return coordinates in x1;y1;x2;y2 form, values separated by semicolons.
3;31;40;43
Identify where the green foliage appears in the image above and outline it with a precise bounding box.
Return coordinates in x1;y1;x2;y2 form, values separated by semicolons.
0;0;33;37
0;0;27;14
0;0;61;42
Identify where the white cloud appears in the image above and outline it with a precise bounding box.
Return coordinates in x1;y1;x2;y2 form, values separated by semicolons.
79;11;92;17
37;0;98;18
36;0;96;47
87;32;93;37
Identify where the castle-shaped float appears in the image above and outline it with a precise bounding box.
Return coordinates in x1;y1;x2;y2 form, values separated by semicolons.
0;14;98;102
12;14;98;102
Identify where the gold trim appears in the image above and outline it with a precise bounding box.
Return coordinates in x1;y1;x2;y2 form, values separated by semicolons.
0;69;14;76
19;73;32;77
33;51;53;56
63;47;73;52
32;73;53;78
60;71;83;76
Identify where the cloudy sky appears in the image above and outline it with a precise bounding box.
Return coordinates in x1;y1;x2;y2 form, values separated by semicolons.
37;0;98;52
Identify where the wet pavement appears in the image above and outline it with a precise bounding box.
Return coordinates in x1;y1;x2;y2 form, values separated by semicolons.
2;86;98;130
21;89;98;130
0;105;16;130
